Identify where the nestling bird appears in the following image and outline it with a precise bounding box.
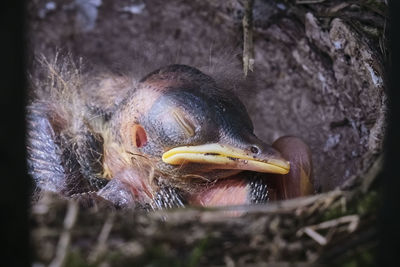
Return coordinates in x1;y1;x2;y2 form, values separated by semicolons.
27;59;314;209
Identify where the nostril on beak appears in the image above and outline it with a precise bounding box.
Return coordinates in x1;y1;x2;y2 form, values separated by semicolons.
250;145;259;154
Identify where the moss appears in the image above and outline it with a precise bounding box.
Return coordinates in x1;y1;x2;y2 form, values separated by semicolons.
332;245;376;267
322;204;348;221
322;190;379;222
187;237;209;267
125;246;183;267
355;191;379;216
97;237;210;267
64;251;95;267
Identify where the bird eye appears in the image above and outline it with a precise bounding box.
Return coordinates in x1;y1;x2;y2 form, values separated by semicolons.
172;109;195;138
250;145;259;154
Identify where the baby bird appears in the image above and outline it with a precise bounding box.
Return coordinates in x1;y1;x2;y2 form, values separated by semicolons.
27;60;313;209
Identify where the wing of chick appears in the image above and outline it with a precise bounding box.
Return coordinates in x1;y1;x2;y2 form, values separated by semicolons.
27;56;112;196
26;101;108;195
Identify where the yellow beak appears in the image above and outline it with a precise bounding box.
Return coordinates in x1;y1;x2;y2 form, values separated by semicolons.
162;143;290;174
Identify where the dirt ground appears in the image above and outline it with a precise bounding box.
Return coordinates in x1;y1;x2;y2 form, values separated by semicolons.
26;0;385;193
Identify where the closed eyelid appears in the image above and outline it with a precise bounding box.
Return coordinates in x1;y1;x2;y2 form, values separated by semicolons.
172;109;196;138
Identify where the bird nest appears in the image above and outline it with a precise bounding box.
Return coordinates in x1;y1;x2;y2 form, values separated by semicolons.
28;0;387;265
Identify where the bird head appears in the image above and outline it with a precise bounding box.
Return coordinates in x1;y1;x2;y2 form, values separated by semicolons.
111;64;290;188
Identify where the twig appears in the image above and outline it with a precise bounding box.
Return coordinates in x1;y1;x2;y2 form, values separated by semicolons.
361;154;383;193
49;200;79;267
296;0;326;4
318;227;377;263
310;215;359;232
303;227;327;246
242;0;254;77
297;215;360;246
327;3;350;14
297;190;342;217
88;213;115;263
156;191;340;219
